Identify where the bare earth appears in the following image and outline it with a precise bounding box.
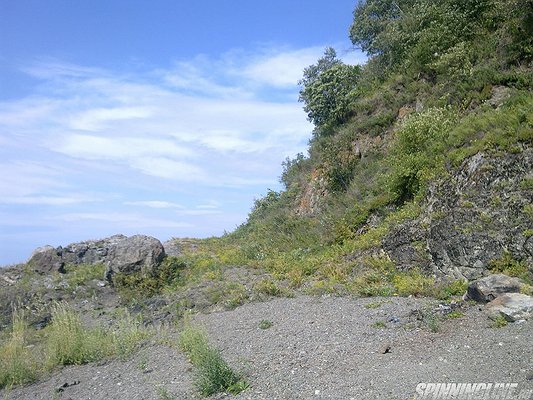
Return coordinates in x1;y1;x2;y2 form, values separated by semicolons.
2;295;532;400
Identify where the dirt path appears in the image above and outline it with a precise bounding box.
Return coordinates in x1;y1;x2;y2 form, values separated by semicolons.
2;295;532;399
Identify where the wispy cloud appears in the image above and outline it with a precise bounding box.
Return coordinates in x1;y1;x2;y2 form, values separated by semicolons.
0;44;366;264
241;46;326;87
124;200;185;209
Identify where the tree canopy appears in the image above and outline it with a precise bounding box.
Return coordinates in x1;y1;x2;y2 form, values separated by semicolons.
298;47;361;135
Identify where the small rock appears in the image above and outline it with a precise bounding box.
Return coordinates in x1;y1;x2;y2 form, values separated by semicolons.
387;316;400;323
379;342;392;354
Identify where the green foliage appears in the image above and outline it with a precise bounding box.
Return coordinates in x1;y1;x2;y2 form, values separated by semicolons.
350;0;532;78
387;107;456;202
436;280;468;300
299;47;361;134
392;271;436;297
114;256;186;301
491;314;509;328
0;310;37;388
488;252;532;284
258;320;273;330
253;279;283;297
372;321;387;329
63;263;105;288
179;323;247;396
45;302;110;366
445;310;465;319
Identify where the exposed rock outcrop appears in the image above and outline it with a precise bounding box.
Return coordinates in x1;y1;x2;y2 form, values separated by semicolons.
27;235;165;277
383;146;533;280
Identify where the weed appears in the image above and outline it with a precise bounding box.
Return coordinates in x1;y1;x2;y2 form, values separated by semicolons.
436;280;469;300
372;321;387;329
112;311;152;358
45;302;110;367
179;323;247;396
491;314;509;328
425;314;441;333
63;263;105;288
253;279;282;296
364;301;387;309
156;386;176;400
392;271;436;297
258;320;273;329
0;310;37;388
445;310;465;319
488;252;532;284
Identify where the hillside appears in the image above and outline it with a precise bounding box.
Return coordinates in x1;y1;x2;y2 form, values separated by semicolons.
1;0;532;398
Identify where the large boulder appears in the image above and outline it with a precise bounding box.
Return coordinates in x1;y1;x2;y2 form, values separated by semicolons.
27;235;165;276
485;293;533;321
464;274;526;303
28;245;64;273
107;235;165;275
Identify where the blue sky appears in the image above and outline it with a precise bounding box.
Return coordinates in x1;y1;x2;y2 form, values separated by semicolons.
0;0;365;265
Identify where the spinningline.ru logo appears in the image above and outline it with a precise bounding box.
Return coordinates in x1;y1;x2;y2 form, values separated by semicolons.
414;382;533;399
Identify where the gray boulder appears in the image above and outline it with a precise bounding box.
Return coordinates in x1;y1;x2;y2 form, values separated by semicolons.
485;293;533;321
27;235;165;277
163;239;182;257
107;235;165;275
465;274;526;303
28;245;64;273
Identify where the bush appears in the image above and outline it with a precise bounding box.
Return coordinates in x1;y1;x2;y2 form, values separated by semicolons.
392;271;436;297
0;310;37;388
179;324;247;396
387;107;456;203
45;303;110;367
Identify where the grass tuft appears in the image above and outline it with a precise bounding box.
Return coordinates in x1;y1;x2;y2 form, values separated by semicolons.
179;323;247;396
0;309;38;388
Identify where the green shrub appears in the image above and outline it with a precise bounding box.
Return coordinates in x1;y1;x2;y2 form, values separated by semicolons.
253;279;282;297
491;314;508;328
387;107;456;203
45;303;110;367
114;256;186;301
436;279;469;300
258;320;273;330
392;271;436;297
179;323;247;396
0;310;37;388
488;252;532;284
112;311;152;357
63;263;106;288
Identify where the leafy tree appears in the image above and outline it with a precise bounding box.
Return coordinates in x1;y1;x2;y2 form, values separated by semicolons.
298;48;361;134
349;0;531;76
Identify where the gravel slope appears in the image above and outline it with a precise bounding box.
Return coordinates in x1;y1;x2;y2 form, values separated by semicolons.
2;295;532;400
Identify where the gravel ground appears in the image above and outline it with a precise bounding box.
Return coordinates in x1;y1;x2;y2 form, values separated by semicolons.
2;295;532;400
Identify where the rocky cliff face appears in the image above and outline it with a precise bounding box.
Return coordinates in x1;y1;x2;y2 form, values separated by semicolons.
383;145;533;280
28;234;166;277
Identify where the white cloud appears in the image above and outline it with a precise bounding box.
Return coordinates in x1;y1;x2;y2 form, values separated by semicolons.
124;200;184;209
67;106;154;131
54;134;194;161
242;47;325;87
0;162;65;197
0;194;98;206
55;212;193;229
130;157;207;181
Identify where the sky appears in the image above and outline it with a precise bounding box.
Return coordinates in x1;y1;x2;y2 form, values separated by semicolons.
0;0;366;266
